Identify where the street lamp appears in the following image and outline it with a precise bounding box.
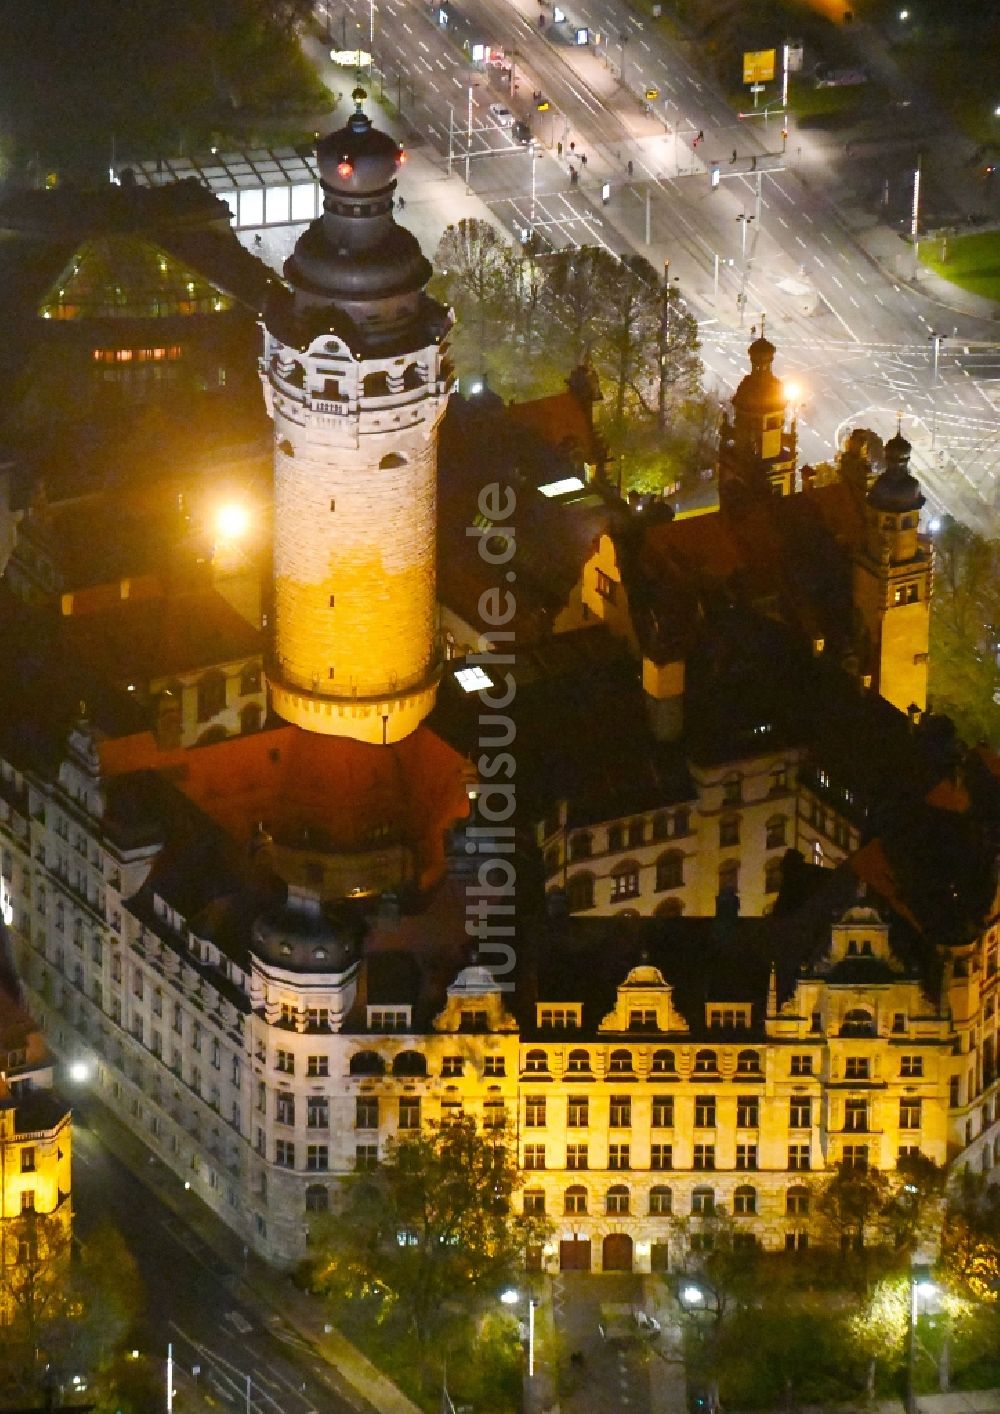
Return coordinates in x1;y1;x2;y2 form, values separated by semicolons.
737;212;755;263
907;1265;937;1414
500;1289;538;1378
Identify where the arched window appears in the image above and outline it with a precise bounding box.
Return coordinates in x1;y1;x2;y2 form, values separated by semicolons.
649;1185;672;1215
650;1049;676;1075
786;1185;809;1216
733;1184;757;1215
691;1186;715;1216
674;807;691;836
841;1009;876;1037
566;873;595;913
305;1184;329;1213
392;1050;427;1077
524;1049;549;1074
379;451;407;469
655;898;684;918
606;1184;630;1215
608;1049;634;1074
610;860;640;903
627;819;645;847
196;670;227;723
766;815;787;850
363;370;390;398
239;663;262;695
736;1049;761;1075
655;851;684;892
693;1049;718;1074
240;702;262;735
718;860;740;895
651;812;670;842
719;814;741;848
569;832;592;861
349;1050;385;1076
764;857;784;895
402;363;423;391
566;1048;591;1074
565;1185;588;1215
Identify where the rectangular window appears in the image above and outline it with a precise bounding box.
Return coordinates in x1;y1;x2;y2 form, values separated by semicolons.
275;1140;295;1168
719;816;741;848
538;1007;580;1029
279;1002;295;1028
789;1096;812;1129
652;1095;674;1128
399;1097;421;1131
369;1009;409;1032
20;1147;36;1174
567;1096;589;1127
566;1143;588;1170
355;1144;378;1171
892;1012;907;1034
900;1055;923;1078
441;1056;464;1077
844;1098;869;1132
595;568;617;602
842;1144;869;1171
693;1143;715;1170
20;1190;35;1214
628;1008;658;1031
484;1056;505;1077
695;1095;716;1128
788;1144;810;1171
524;1143;546;1170
736;1095;759;1128
525;1096;547;1127
307;1096;329;1129
609;1143;630;1170
651;1143;673;1171
609;1096;631;1127
307;1056;329;1078
523;1191;546;1215
899;1099;922;1130
356;1096;378;1129
459;1009;488;1033
610;870;640;902
306;1145;329;1171
845;1057;870;1080
736;1143;758;1171
276;1093;295;1125
307;1007;330;1033
275;1049;294;1074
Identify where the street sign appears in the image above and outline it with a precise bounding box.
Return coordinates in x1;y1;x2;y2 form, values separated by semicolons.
644;87;659;101
743;48;776;83
750;83;765;93
785;40;804;72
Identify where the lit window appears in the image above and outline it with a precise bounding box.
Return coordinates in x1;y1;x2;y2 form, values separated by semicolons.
454;666;493;693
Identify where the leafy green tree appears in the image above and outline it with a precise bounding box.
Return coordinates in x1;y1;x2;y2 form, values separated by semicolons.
309;1115;548;1353
819;1160;892;1259
433;220;514;375
928;517;1000;748
883;1153;947;1256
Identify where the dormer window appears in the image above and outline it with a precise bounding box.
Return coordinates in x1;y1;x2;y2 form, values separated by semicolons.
537;1005;580;1030
459;1009;488;1033
628;1008;658;1032
368;1007;409;1032
707;1006;750;1031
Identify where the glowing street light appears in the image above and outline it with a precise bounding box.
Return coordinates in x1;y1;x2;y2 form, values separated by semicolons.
500;1287;519;1305
215;502;250;541
681;1283;705;1306
782;379;802;406
68;1060;91;1083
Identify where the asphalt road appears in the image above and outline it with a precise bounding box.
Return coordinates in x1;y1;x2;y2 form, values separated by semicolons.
72;1109;363;1414
553;1272;655;1413
325;0;999;532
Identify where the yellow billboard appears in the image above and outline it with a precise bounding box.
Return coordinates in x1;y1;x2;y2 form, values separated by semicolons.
743;48;776;83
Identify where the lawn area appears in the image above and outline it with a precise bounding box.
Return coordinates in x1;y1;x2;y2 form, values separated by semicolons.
920;230;1000;304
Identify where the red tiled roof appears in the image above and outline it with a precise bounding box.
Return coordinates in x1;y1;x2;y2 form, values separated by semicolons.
849;840;923;933
99;723;470;892
507;390;601;467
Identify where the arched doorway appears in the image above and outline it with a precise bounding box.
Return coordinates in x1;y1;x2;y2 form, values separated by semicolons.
559;1237;592;1271
602;1233;633;1271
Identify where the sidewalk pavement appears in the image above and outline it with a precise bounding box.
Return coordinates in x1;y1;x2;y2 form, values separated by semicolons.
77;1095;421;1414
736;1395;1000;1414
525;1275;561;1414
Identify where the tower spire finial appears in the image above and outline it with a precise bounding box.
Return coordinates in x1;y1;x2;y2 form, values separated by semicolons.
896;409;903;435
760;312;766;339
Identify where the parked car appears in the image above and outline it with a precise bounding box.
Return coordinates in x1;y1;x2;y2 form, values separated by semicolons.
489;103;514;127
814;65;868;87
512;119;532;144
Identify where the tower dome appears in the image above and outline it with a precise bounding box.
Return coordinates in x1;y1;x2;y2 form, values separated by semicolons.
868;431;924;513
287;95;431;310
732;334;783;413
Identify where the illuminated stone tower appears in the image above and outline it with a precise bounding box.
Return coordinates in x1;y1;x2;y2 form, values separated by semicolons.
717;334;797;502
853;431;932;714
260;94;451;744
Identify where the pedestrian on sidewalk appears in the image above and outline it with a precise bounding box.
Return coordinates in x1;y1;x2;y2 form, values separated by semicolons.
627;159;633;176
580;152;587;166
557;141;563;156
